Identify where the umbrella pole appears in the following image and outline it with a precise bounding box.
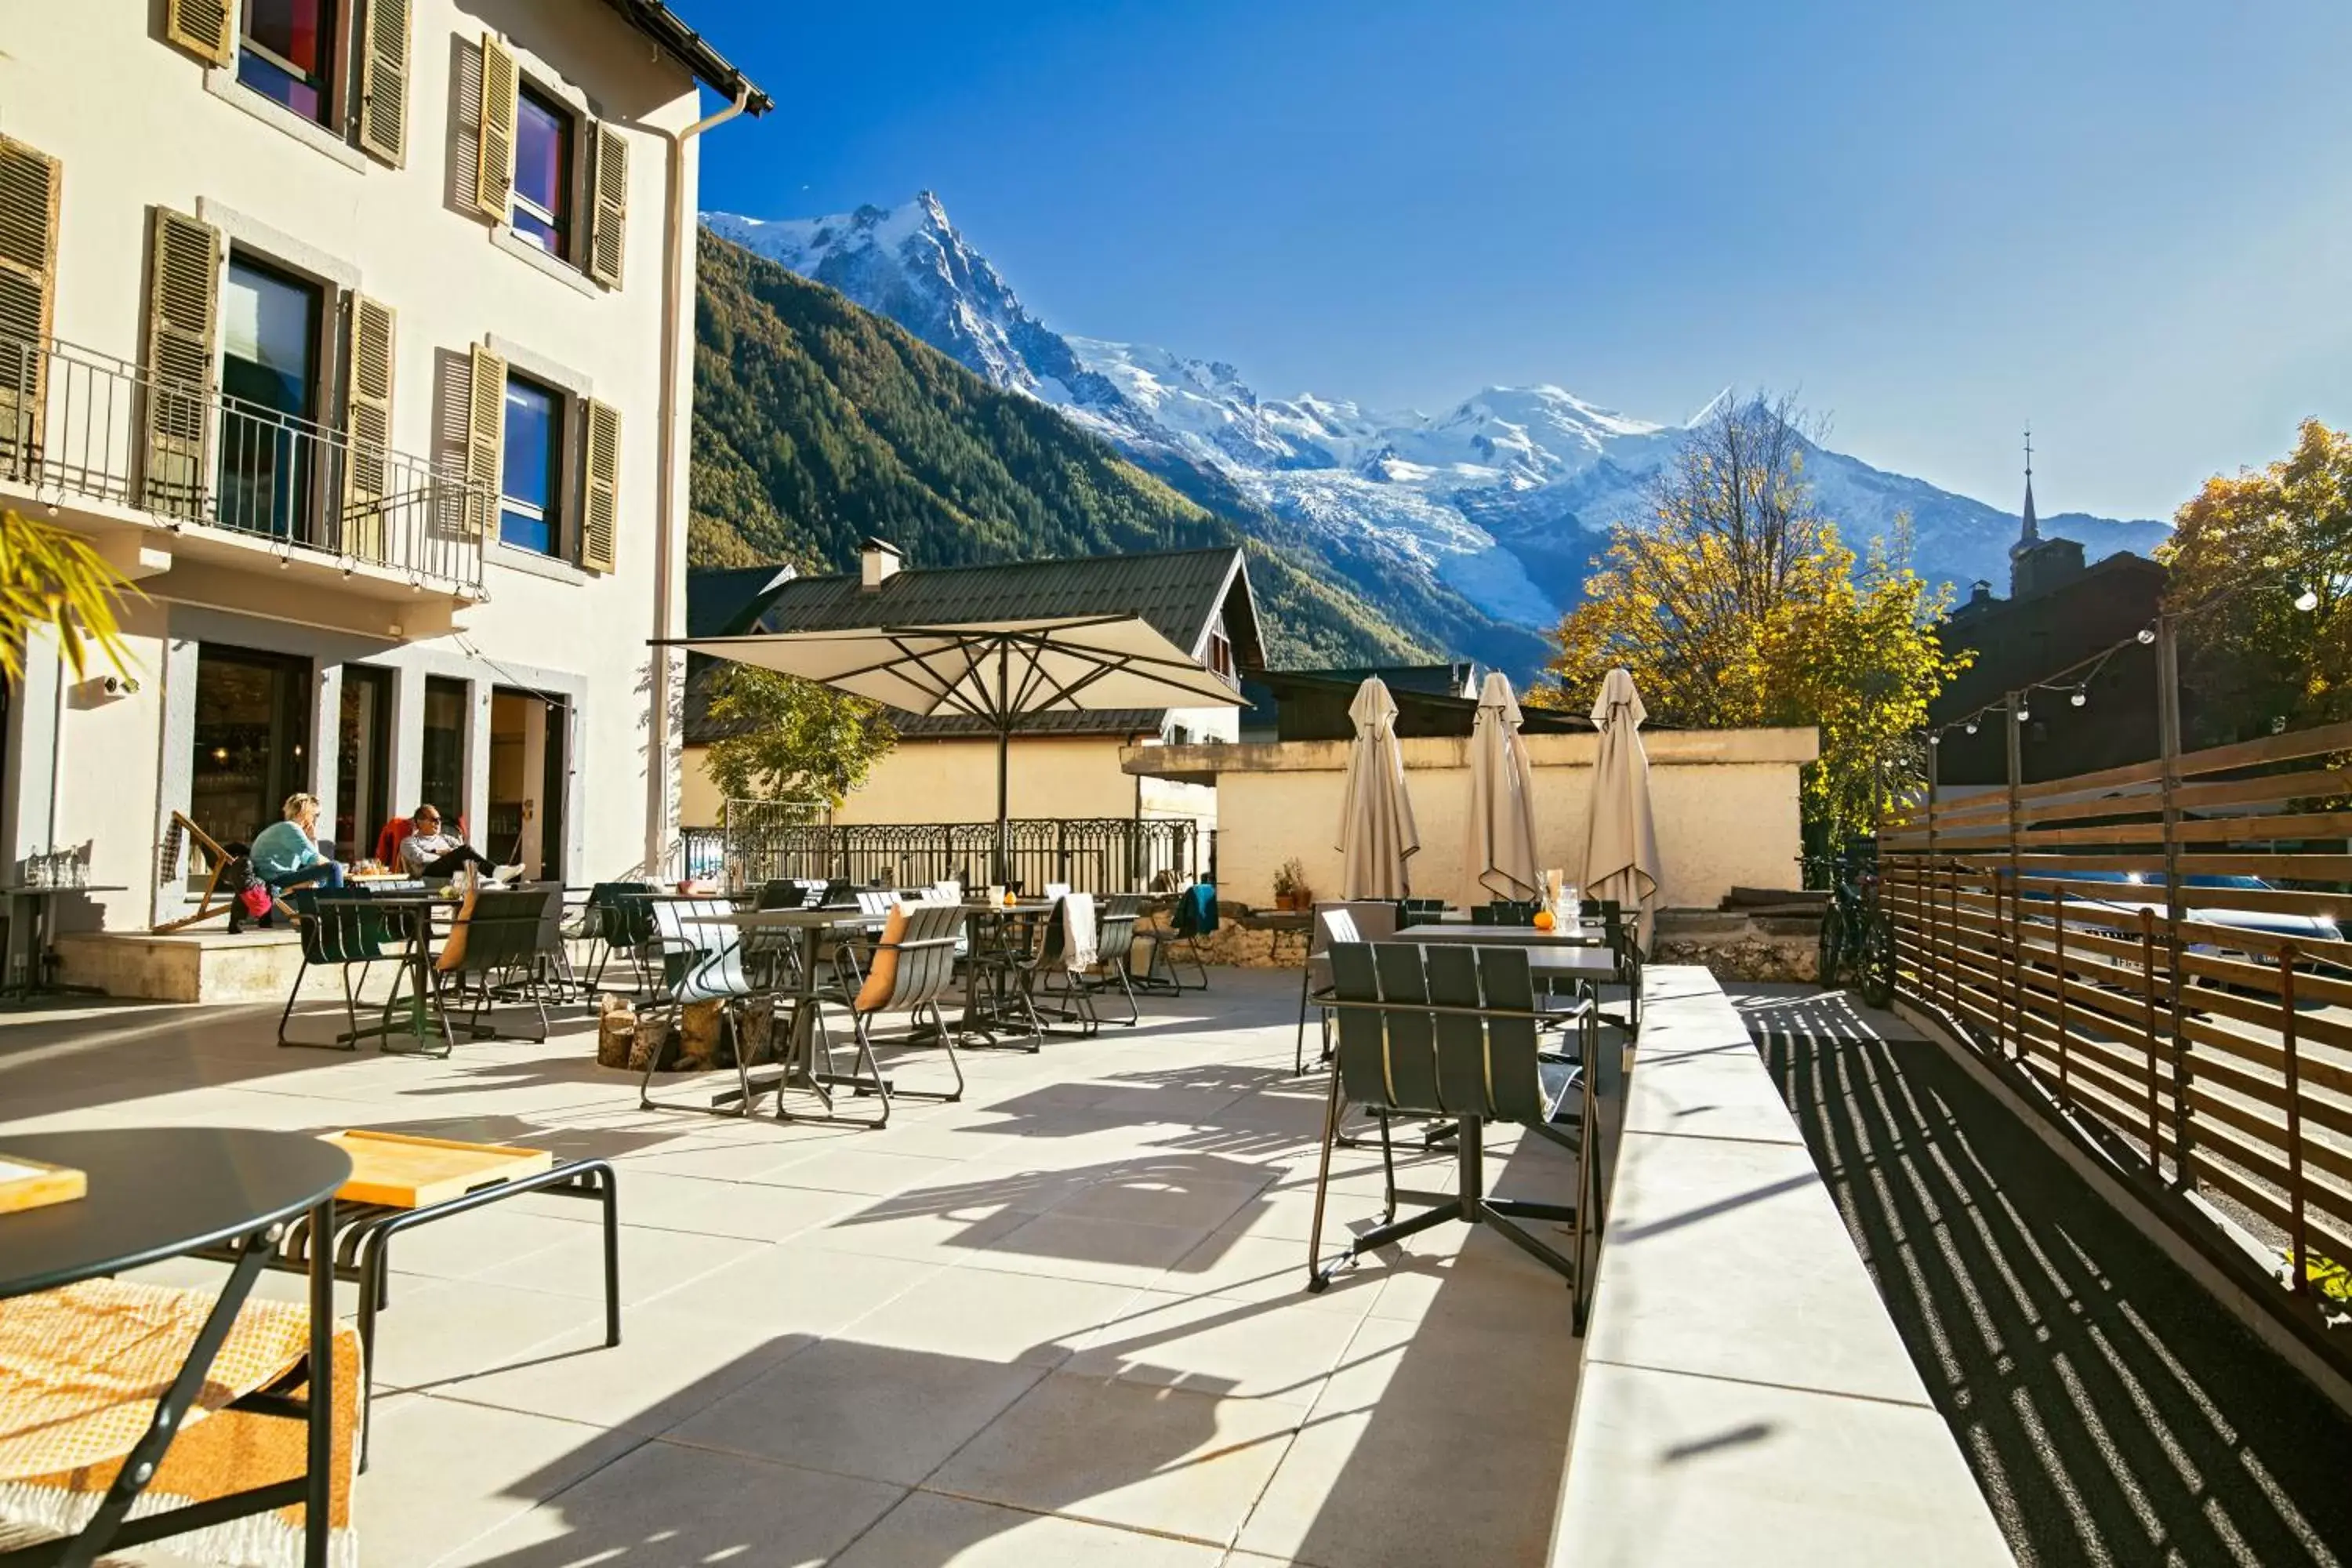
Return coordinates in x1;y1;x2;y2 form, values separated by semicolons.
996;724;1011;887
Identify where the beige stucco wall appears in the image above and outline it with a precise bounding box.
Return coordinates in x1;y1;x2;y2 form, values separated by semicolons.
1;0;704;928
1134;728;1818;909
684;732;1219;829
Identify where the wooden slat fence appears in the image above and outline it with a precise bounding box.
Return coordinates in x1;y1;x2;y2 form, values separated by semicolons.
1882;716;2352;1298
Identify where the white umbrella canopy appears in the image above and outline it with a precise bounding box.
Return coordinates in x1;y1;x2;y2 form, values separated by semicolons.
1337;677;1419;899
672;614;1240;879
1463;671;1541;906
1584;666;1662;951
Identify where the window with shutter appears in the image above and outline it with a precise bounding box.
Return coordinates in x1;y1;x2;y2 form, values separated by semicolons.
463;343;506;536
587;125;627;289
142;208;222;520
342;294;394;559
474;34;517;223
165;0;234;65
355;0;411;165
0;136;60;481
581;397;619;574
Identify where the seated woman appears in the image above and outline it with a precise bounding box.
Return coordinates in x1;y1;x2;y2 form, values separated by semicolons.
245;794;343;926
396;806;512;880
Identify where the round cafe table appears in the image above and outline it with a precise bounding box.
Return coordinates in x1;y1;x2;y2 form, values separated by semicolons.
0;1128;350;1568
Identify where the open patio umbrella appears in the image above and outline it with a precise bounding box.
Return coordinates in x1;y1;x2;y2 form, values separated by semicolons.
1337;677;1418;898
1464;671;1541;905
668;615;1241;881
1584;666;1661;950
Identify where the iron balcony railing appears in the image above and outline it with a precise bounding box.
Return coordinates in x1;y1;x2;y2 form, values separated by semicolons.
0;331;486;590
681;817;1209;895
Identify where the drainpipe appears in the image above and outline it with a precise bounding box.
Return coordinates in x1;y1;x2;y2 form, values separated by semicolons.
646;85;750;875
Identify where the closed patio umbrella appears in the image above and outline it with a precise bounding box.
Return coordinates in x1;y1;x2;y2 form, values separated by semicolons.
1584;667;1661;951
1337;677;1418;898
668;615;1240;882
1463;671;1541;905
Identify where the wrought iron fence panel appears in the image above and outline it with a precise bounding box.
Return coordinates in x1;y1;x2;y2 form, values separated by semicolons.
686;817;1202;895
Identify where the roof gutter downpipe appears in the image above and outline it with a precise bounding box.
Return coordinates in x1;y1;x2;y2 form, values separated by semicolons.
648;83;749;876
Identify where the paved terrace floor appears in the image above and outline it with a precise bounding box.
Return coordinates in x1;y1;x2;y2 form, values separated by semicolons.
0;971;1588;1567
1740;985;2352;1568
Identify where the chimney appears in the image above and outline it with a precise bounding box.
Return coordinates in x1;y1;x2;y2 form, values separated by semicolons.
858;537;902;591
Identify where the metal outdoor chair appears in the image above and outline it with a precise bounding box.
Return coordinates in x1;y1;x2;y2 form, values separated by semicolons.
637;896;764;1118
576;880;656;989
277;887;410;1051
1393;897;1446;928
431;885;561;1048
811;900;971;1128
1072;892;1145;1026
1581;898;1642;1039
1473;899;1541;925
1308;939;1607;1332
1297;901;1398;1074
1138;881;1215;993
1024;893;1109;1036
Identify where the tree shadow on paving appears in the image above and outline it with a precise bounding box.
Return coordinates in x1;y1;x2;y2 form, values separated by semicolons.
1750;992;2352;1568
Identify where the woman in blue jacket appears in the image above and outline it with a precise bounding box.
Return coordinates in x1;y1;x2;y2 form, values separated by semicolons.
248;793;344;895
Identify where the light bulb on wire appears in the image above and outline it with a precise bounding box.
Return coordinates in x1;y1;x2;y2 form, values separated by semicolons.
2296;586;2321;613
2071;687;2088;707
1965;720;1979;735
2136;626;2156;645
2016;703;2031;723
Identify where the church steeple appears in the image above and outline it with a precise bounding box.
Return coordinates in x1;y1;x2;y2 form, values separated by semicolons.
2015;425;2038;554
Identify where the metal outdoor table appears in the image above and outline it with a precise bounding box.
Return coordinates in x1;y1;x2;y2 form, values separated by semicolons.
682;907;884;1120
953;900;1059;1044
0;1128;350;1568
0;885;129;1004
1397;922;1611;958
328;891;458;1054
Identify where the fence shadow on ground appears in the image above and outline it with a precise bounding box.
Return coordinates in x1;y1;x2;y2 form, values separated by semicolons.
1746;989;2352;1568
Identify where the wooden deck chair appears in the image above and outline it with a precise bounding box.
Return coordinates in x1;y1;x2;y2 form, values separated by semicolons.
153;811;238;933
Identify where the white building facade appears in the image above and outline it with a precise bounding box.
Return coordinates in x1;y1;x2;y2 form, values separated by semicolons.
0;0;764;938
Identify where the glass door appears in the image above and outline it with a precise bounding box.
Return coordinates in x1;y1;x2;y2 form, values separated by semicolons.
217;254;321;543
191;644;313;851
336;664;392;862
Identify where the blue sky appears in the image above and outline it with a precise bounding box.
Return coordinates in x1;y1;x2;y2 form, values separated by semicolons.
687;0;2351;521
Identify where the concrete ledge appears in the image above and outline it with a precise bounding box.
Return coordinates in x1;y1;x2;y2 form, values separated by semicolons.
57;930;344;1004
1551;967;2009;1566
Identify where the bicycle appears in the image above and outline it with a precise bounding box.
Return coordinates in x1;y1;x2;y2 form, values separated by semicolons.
1803;848;1896;1008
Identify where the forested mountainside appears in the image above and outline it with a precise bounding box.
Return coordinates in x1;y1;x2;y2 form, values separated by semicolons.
690;232;1426;669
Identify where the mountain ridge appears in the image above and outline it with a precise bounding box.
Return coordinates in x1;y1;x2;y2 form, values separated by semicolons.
705;193;2172;660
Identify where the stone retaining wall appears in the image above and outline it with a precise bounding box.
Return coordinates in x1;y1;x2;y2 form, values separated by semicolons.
1160;911;1820;983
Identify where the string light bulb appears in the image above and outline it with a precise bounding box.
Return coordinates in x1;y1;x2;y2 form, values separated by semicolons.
2136;626;2156;645
2296;586;2321;613
1927;733;1940;746
1965;720;1979;735
2016;702;2031;723
2071;686;2088;707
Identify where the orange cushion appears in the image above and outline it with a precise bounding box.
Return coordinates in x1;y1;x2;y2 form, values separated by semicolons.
853;902;909;1013
434;880;480;972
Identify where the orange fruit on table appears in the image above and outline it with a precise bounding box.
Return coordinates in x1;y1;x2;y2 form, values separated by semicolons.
1532;909;1556;931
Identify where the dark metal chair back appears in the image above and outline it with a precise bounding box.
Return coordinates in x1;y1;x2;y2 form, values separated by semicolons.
1327;941;1549;1124
1394;897;1445;928
757;880;808;910
867;902;964;1014
1097;894;1142;969
292;887;401;964
652;896;750;1004
446;887;557;980
1475;899;1540;926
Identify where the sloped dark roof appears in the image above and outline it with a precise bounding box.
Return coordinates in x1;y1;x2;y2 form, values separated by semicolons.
688;564;800;637
735;546;1264;673
594;0;772;113
682;546;1261;745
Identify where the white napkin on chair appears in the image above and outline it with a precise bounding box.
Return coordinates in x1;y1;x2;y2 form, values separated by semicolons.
1062;893;1098;971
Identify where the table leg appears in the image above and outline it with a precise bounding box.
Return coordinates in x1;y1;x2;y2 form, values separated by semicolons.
305;1197;333;1568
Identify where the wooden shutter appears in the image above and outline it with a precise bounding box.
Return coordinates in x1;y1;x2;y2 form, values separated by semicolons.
462;343;505;536
0;136;60;477
580;397;619;573
473;34;517;223
586;125;627;289
340;295;395;558
141;208;221;520
165;0;234;65
355;0;412;166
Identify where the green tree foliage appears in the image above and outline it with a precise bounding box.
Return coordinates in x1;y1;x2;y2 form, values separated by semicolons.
2158;419;2352;747
0;507;133;681
691;231;1425;669
701;665;898;808
1543;394;1968;854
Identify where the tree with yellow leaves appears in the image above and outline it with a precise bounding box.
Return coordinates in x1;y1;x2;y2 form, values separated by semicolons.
1544;392;1966;855
0;506;132;681
2159;419;2352;749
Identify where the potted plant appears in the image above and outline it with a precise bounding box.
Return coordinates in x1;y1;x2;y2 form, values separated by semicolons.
1272;857;1312;912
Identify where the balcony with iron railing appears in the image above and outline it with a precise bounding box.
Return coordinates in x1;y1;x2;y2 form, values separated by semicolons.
0;332;487;628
